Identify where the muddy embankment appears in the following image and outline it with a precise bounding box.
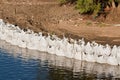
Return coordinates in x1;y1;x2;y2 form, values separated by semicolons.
0;0;120;46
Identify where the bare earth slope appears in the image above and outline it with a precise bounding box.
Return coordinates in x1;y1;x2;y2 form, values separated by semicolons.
0;0;120;46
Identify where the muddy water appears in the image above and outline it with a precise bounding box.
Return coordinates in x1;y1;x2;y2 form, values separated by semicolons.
0;40;120;80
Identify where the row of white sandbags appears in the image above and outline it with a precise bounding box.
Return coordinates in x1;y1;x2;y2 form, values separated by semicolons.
0;19;120;65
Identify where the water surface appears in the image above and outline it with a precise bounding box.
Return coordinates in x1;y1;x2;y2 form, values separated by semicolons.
0;40;120;80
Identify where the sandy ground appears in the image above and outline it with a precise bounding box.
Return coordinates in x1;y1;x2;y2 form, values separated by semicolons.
0;0;120;46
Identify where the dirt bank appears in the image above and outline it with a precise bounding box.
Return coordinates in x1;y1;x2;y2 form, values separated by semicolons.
0;0;120;46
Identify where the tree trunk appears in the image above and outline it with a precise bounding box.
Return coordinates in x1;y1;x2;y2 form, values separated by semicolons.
112;0;116;8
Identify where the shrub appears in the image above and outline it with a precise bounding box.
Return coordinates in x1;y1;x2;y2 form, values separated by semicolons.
76;0;101;14
59;0;67;4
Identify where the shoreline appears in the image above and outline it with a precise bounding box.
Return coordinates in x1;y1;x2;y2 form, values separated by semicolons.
0;19;120;65
0;0;120;46
0;39;120;78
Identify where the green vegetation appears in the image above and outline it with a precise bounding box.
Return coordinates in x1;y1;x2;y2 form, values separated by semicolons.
60;0;119;15
86;21;92;26
59;0;67;4
76;0;100;14
59;0;77;4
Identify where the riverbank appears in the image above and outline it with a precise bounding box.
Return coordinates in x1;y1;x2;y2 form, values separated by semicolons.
0;0;120;46
0;19;120;65
0;39;120;79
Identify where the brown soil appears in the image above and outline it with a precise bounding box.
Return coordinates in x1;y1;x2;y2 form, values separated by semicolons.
0;0;120;46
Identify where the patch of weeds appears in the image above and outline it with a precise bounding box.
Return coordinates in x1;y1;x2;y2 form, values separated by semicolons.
86;21;92;26
59;0;67;5
98;22;106;27
50;31;55;37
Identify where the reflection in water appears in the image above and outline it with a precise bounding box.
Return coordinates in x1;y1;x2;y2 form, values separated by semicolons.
0;40;120;80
